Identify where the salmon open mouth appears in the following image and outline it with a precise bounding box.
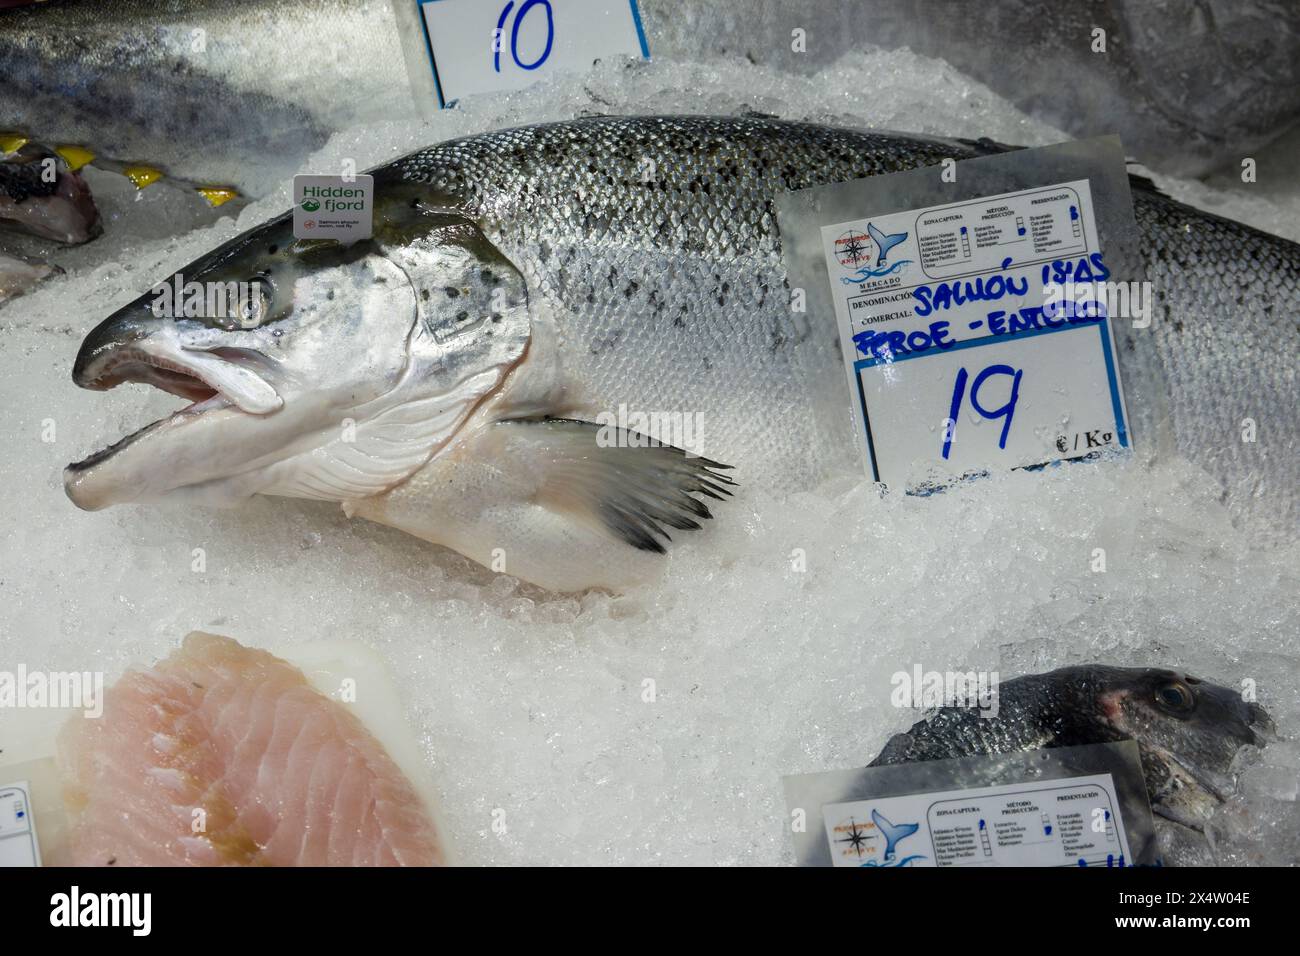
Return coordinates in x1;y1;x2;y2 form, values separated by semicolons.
63;326;291;498
66;347;236;473
82;348;222;404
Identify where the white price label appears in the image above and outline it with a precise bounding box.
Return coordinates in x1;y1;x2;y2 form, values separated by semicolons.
822;179;1130;487
824;773;1133;868
0;781;41;867
417;0;650;107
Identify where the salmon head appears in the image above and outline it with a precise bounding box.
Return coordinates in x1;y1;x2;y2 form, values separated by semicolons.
64;177;532;510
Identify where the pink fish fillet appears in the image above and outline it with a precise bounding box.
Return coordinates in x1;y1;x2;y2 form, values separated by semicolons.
58;633;444;866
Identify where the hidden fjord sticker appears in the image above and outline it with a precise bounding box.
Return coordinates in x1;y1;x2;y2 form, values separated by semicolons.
293;174;374;242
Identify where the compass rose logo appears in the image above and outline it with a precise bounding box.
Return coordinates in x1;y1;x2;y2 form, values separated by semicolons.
834;229;873;270
835;816;874;858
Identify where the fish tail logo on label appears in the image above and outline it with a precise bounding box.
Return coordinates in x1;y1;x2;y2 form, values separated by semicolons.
867;222;908;266
837;222;912;283
865;809;923;867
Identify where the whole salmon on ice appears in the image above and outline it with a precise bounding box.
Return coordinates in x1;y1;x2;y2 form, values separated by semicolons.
63;117;1300;590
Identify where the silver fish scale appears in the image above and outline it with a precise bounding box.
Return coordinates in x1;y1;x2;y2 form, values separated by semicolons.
397;117;953;255
1135;193;1298;539
397;117;1299;532
397;117;956;486
870;691;1064;764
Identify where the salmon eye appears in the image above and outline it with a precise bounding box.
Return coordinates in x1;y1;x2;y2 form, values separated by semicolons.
230;277;272;330
1155;681;1195;714
237;288;265;327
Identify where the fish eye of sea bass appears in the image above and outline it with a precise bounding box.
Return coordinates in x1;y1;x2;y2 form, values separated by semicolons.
66;179;533;511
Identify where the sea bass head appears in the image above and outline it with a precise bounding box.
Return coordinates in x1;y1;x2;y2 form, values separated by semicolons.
1085;666;1273;830
872;665;1272;836
65;175;531;510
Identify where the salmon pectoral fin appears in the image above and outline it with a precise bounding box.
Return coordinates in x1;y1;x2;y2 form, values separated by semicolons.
513;418;736;554
352;417;737;592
